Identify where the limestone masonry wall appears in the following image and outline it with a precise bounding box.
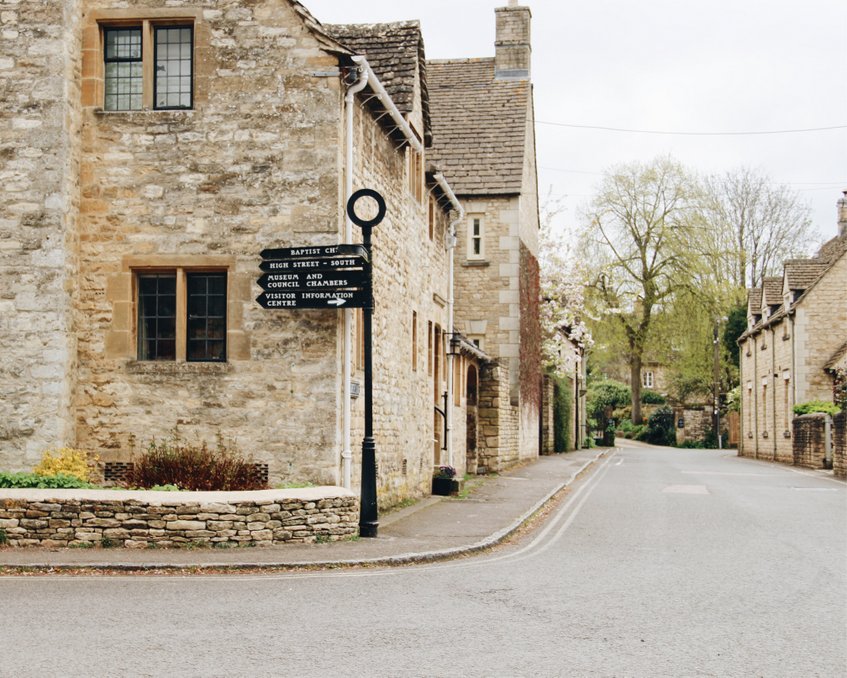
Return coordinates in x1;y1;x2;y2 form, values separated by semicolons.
792;413;828;469
0;0;82;470
0;488;358;547
833;410;846;479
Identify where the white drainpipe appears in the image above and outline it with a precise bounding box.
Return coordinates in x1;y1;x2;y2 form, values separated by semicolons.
342;63;368;490
341;56;425;487
434;172;464;467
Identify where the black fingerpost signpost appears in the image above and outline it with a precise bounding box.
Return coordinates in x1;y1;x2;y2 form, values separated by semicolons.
346;188;385;539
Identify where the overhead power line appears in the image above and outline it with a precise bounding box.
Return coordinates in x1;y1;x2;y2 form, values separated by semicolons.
536;120;847;136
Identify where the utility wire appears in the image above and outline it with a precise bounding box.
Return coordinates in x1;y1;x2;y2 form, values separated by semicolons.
536;120;847;136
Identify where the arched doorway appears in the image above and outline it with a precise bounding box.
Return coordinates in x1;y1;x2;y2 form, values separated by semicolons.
466;364;478;474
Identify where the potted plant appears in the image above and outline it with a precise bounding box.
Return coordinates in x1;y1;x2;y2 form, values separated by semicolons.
432;465;458;496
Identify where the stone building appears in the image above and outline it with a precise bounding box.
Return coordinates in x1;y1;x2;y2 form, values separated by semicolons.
0;1;540;507
738;192;847;462
427;1;542;470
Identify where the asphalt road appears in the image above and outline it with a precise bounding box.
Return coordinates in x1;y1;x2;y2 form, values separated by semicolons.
2;441;845;677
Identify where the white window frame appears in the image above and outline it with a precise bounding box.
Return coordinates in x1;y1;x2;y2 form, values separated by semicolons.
643;370;654;388
467;215;484;260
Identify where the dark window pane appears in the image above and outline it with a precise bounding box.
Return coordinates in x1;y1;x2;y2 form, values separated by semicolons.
186;272;226;362
208;295;225;317
188;294;206;317
207;317;225;339
158;294;176;317
158;340;176;361
137;273;176;361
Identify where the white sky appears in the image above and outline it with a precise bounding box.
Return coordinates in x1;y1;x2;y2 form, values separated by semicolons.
306;0;847;242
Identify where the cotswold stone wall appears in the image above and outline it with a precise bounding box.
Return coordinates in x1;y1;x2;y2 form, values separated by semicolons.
477;360;519;473
0;0;81;469
833;411;846;479
792;413;828;469
73;1;345;486
0;488;357;548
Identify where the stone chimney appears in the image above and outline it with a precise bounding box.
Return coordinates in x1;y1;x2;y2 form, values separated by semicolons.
838;190;847;236
495;2;531;80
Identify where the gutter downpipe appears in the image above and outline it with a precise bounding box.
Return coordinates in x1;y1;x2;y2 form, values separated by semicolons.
342;62;368;490
342;55;426;487
434;172;465;467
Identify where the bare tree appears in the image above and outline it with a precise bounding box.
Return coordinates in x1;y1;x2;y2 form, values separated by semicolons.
701;168;815;289
580;157;696;424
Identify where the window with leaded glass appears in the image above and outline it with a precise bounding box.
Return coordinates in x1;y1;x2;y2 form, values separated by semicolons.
187;273;227;362
104;27;143;111
154;26;193;110
137;274;176;360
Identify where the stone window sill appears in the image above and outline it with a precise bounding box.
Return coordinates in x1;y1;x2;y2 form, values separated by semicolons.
125;360;231;376
93;108;195;119
463;260;490;268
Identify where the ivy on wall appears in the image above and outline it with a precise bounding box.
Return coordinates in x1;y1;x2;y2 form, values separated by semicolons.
520;244;542;410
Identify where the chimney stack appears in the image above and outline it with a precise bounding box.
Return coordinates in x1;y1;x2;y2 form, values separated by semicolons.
495;2;531;80
838;190;847;237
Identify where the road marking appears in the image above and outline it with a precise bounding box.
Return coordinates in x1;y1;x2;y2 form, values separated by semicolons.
680;471;776;477
614;459;623;466
662;484;710;495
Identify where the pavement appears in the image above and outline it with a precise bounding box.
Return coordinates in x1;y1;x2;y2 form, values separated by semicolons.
0;447;606;572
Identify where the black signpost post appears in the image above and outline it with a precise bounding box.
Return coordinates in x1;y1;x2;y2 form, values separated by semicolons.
346;188;386;539
256;188;386;538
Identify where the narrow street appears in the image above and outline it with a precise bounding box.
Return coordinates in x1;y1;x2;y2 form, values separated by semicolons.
2;441;844;678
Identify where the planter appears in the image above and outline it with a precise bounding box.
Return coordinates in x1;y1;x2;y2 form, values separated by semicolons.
432;476;460;496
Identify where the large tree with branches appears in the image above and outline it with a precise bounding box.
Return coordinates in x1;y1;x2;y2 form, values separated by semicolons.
580;157;697;424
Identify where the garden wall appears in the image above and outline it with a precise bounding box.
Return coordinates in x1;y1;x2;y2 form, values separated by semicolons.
792;413;828;469
0;487;358;548
833;410;846;479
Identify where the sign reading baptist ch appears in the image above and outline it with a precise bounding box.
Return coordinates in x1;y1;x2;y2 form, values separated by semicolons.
257;243;369;309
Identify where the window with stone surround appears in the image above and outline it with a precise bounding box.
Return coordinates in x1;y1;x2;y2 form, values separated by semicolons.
643;370;654;388
136;269;226;362
467;215;485;260
90;14;197;112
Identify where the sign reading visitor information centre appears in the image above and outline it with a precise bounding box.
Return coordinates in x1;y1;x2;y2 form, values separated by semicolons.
257;244;369;309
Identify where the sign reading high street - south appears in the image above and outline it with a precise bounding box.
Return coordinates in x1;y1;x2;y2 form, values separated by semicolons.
257;270;368;291
259;256;365;272
256;289;368;309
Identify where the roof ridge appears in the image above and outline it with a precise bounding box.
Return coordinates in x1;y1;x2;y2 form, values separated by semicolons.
427;57;495;65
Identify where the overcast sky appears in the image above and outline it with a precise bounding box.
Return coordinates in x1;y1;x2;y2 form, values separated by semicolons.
307;0;847;243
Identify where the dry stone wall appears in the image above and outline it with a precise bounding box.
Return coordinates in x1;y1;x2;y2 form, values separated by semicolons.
0;488;357;547
792;413;829;469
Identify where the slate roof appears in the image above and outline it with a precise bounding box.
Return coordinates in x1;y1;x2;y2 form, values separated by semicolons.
784;259;828;290
762;277;783;307
426;58;530;196
324;21;432;145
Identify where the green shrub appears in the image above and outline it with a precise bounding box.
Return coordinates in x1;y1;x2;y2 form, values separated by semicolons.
586;380;631;422
0;472;95;489
126;437;266;491
640;389;666;405
34;447;98;482
793;400;841;416
646;406;676;446
552;375;572;453
0;528;7;545
675;439;705;449
634;425;650;442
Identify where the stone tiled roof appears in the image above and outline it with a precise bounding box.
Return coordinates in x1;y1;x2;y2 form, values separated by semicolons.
290;2;353;55
784;259;829;290
762;277;783;307
825;341;847;372
817;232;847;263
324;21;431;145
747;287;762;314
427;58;530;196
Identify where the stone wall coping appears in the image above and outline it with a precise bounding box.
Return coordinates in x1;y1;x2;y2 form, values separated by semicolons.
0;486;356;505
795;412;830;421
